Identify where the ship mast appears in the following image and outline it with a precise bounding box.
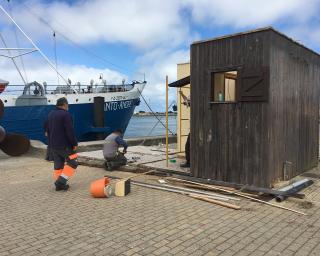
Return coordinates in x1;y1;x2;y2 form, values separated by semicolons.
0;34;31;85
0;5;71;88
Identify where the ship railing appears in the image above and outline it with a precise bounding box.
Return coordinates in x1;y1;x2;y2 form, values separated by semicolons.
3;82;144;95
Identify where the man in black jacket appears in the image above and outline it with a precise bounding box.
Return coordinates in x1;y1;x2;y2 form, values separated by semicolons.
45;97;78;191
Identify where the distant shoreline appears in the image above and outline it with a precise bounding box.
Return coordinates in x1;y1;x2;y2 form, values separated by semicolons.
133;112;177;117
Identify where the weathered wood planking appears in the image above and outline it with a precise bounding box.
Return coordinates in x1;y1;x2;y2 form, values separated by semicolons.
190;28;320;187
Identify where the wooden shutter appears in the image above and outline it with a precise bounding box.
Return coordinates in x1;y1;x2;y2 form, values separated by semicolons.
237;67;269;102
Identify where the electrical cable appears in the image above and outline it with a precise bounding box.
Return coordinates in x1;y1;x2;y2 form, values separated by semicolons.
139;101;175;145
0;32;27;85
53;31;60;85
7;0;28;84
137;88;175;135
21;2;143;78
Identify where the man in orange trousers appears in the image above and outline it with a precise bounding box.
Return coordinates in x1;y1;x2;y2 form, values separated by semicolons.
45;97;78;191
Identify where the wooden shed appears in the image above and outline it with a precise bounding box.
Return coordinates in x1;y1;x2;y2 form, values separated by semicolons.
190;27;320;187
176;63;191;157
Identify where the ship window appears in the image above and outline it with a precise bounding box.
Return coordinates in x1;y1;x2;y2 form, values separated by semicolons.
76;99;79;102
48;100;51;103
4;100;7;103
89;98;91;101
211;70;237;102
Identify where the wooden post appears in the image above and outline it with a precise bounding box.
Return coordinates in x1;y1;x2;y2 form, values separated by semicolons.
179;88;182;153
166;75;169;167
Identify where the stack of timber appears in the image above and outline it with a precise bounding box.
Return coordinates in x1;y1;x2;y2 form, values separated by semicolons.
105;173;241;210
105;171;311;215
167;177;307;215
170;174;313;201
131;180;241;210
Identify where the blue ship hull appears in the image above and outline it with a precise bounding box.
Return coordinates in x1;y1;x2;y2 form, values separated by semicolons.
1;98;139;144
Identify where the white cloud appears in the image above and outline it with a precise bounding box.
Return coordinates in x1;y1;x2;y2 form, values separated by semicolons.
3;0;319;49
184;0;319;28
2;0;191;50
135;48;190;111
0;56;125;86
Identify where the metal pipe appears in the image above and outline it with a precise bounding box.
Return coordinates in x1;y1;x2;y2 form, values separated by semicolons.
131;181;231;201
275;178;313;202
159;183;240;200
169;177;307;215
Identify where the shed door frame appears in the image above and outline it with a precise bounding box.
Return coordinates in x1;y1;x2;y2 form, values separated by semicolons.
208;66;242;104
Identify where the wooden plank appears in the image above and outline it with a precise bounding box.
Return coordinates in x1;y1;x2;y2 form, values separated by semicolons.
168;176;304;198
169;177;306;215
188;194;241;210
130;181;234;201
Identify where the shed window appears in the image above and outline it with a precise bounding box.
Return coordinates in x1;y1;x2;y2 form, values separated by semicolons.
211;71;237;102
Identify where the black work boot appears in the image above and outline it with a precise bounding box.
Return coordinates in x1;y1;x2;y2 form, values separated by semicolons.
55;176;69;191
104;161;114;171
180;162;190;168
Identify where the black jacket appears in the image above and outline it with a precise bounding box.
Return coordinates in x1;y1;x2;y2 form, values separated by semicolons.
45;107;78;149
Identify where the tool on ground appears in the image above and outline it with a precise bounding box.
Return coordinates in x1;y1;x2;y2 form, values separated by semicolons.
0;99;30;156
90;177;112;198
115;179;131;197
168;177;307;215
113;170;156;197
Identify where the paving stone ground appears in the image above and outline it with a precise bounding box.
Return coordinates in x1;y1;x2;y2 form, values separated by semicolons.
1;152;320;256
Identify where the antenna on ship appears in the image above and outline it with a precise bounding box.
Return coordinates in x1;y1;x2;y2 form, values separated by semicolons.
0;5;73;90
53;31;60;86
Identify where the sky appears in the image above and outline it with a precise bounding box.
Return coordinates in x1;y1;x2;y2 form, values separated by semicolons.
0;0;320;111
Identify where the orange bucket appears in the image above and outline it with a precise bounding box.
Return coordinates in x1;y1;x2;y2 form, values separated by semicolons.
90;177;111;198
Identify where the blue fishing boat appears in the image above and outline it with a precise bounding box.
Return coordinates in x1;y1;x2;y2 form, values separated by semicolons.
0;81;145;143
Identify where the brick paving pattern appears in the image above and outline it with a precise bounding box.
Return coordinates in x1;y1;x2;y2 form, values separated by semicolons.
1;153;320;255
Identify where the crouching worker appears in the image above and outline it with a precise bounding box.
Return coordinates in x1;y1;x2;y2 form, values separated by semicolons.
46;97;78;191
103;129;128;170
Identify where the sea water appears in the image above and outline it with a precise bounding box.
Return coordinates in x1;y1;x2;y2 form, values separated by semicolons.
125;115;177;138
